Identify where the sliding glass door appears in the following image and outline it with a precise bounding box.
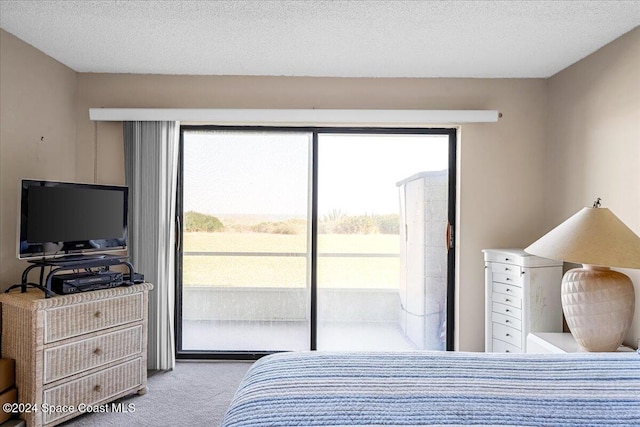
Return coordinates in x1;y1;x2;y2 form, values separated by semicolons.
177;127;456;358
177;130;312;354
316;133;451;351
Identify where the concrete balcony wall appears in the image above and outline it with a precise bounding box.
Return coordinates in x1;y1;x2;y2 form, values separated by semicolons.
182;286;401;323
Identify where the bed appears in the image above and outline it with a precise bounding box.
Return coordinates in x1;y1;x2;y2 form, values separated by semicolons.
221;350;640;427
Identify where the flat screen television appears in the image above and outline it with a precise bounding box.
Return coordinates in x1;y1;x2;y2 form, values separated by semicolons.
18;179;128;260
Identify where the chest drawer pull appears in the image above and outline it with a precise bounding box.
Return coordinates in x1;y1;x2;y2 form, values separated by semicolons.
93;347;103;356
94;310;102;318
94;384;102;392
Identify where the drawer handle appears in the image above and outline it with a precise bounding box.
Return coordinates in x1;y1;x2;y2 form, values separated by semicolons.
505;258;510;261
505;333;511;337
93;348;103;356
505;319;510;323
506;277;511;281
94;311;102;318
505;298;511;302
505;350;510;353
505;309;510;312
94;384;102;393
506;288;512;292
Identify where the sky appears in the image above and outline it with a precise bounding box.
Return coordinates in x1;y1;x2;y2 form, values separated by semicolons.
183;131;448;217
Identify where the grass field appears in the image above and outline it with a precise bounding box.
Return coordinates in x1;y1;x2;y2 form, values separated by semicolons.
182;231;400;289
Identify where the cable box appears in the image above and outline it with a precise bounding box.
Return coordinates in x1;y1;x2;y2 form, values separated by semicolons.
51;271;124;294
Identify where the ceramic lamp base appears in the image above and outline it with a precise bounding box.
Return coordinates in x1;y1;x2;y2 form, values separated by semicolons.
561;265;635;352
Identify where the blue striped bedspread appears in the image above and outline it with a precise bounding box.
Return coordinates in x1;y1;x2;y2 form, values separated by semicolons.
221;350;640;427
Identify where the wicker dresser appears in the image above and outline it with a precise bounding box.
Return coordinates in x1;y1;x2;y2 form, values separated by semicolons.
0;283;152;426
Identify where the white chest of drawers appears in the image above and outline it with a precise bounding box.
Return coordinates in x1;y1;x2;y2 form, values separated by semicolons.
0;283;153;426
483;249;562;353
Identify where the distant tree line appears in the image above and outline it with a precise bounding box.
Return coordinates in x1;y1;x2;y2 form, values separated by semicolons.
183;211;225;232
319;213;398;234
183;211;399;235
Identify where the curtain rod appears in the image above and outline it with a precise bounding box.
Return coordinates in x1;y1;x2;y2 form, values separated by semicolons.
89;108;500;124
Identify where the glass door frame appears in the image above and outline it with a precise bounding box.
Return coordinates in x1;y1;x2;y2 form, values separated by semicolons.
175;125;457;360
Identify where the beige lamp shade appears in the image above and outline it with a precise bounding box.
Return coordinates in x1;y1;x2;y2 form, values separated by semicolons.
525;207;640;269
525;206;640;352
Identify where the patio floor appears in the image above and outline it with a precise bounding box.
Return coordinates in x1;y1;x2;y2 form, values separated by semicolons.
181;319;418;352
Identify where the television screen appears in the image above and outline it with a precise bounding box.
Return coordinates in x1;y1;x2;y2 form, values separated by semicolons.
18;180;128;260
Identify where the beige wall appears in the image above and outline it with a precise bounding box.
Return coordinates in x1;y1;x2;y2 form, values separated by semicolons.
3;25;637;351
547;27;640;347
0;30;77;287
76;75;549;351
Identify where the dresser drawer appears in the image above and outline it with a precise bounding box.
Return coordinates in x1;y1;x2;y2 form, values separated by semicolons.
493;282;523;298
44;293;144;343
492;302;522;320
43;325;143;383
491;271;523;286
489;262;522;276
492;291;521;309
43;358;143;424
492;312;521;330
484;251;523;265
492;339;522;353
492;322;522;348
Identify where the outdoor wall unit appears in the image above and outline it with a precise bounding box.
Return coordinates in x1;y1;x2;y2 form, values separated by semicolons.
397;170;448;350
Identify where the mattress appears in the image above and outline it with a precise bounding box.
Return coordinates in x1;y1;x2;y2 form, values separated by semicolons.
221;350;640;427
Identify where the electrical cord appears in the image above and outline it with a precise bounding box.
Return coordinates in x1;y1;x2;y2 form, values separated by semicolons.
4;282;56;298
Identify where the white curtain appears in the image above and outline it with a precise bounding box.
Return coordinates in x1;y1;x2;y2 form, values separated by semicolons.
124;121;179;370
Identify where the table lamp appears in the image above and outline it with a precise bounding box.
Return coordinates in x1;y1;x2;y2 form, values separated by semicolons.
525;199;640;352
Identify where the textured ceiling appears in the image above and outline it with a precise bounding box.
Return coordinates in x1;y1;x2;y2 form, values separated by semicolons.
1;0;639;78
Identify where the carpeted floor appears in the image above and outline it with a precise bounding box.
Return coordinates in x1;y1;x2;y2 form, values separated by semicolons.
59;361;252;427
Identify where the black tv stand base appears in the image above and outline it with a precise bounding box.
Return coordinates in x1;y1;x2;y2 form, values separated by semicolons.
8;255;135;298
